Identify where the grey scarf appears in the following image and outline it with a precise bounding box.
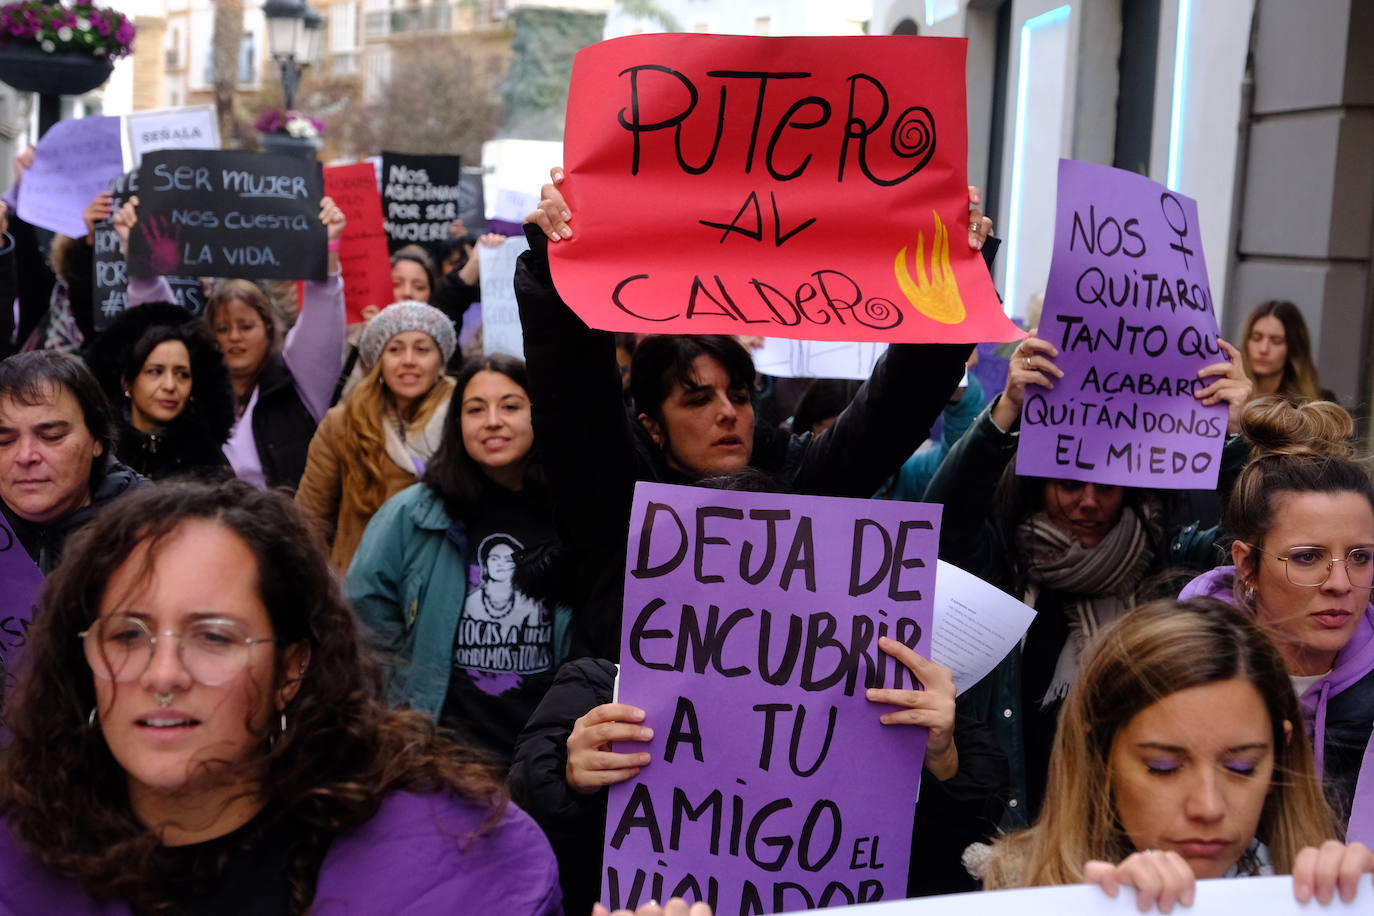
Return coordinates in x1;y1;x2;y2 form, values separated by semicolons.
1015;499;1161;706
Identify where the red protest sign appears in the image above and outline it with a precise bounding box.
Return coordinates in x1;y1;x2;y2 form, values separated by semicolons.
550;34;1021;343
324;163;392;323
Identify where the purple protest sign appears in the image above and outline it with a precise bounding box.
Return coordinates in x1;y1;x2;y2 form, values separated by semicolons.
17;115;125;239
1017;160;1227;489
0;512;43;700
603;482;938;915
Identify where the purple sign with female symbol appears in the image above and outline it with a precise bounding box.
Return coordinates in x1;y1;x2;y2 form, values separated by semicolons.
1017;159;1228;489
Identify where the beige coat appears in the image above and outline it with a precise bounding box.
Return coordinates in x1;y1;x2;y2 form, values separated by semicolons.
295;376;455;570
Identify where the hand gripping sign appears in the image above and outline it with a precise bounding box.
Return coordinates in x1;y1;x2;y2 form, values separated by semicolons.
550;34;1022;344
604;483;939;914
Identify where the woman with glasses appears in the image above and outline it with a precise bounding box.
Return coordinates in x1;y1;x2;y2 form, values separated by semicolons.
1181;396;1374;834
0;479;560;915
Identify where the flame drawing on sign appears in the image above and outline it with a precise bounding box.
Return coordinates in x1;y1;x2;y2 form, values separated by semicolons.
893;211;967;325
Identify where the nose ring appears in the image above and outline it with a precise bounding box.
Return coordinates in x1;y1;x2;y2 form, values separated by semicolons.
155;692;174;708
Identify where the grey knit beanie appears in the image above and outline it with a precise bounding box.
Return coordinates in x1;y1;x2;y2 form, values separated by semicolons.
358;301;457;370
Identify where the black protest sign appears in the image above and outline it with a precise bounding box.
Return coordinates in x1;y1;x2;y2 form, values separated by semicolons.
93;169;211;332
603;483;938;914
381;151;462;251
127;150;326;282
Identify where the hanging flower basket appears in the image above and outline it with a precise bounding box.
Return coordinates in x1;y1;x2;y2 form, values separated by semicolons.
0;41;110;94
0;2;133;95
258;131;320;160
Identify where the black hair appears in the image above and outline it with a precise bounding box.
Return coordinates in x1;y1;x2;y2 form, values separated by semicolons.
422;353;543;520
86;302;236;454
389;245;437;301
791;378;862;436
434;235;475;274
0;350;116;467
476;532;521;570
630;335;756;424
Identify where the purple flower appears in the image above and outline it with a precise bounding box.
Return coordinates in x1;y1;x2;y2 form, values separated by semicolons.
0;3;134;57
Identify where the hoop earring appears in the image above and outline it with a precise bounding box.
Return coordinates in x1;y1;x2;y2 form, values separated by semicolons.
87;706;97;727
1239;578;1256;606
270;710;288;749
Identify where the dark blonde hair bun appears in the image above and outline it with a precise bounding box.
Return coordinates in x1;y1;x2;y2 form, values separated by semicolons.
1241;395;1354;461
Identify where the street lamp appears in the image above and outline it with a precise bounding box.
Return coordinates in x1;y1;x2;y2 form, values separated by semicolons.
263;0;320;112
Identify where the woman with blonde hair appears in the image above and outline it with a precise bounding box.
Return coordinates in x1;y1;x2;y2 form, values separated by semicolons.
1181;396;1374;833
981;598;1371;909
295;301;457;570
1240;300;1330;403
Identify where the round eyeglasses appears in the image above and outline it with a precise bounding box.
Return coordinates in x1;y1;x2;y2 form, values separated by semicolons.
1245;544;1374;590
79;615;279;687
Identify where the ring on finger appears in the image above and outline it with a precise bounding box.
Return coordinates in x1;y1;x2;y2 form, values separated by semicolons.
1023;357;1032;370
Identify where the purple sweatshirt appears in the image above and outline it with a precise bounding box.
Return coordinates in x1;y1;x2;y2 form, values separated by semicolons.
1179;565;1374;843
128;274;346;488
0;790;562;915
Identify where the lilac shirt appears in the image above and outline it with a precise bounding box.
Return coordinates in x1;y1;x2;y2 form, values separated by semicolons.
130;275;346;488
0;790;563;915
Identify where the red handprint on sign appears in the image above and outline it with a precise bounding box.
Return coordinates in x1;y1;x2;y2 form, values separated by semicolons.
139;215;182;276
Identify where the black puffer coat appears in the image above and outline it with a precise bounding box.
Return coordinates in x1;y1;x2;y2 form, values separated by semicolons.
84;303;234;479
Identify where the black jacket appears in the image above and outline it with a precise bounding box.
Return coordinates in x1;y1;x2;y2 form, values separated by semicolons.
509;658;1009;915
2;454;147;573
3;213;59;355
513;225;972;658
250;355;318;492
112;418;232;481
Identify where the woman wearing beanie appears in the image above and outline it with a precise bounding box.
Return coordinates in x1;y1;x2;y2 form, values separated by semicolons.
295;301;457;571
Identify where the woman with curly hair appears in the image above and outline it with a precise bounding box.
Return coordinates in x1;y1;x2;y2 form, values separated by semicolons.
295;301;457;571
84;302;235;479
0;478;560;915
979;598;1372;910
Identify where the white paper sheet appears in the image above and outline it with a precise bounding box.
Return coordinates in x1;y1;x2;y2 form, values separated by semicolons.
480;235;530;360
931;560;1035;696
794;874;1371;915
752;338;889;380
